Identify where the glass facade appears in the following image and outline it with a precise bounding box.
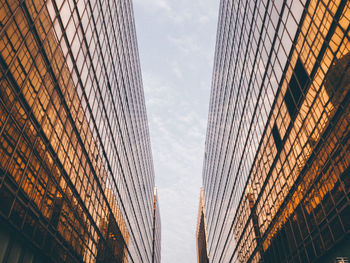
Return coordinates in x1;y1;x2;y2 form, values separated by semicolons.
202;0;349;262
0;0;160;262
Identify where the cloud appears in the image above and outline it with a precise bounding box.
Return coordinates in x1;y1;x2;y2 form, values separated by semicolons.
142;69;208;260
133;0;171;12
134;0;217;25
133;0;219;262
168;35;201;54
171;63;183;79
198;15;210;24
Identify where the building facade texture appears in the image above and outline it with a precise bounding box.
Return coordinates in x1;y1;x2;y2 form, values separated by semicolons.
0;0;160;262
202;0;349;262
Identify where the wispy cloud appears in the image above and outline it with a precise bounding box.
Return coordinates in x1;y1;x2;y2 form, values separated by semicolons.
134;0;217;25
134;0;171;12
133;0;219;262
168;35;201;54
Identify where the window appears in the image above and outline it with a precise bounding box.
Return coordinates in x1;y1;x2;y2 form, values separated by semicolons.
284;58;309;119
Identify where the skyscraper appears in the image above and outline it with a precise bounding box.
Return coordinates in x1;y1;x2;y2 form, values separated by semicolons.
201;0;349;262
0;0;160;262
196;188;209;263
152;188;161;263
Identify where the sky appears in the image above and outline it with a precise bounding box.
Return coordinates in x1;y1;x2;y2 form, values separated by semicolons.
132;0;219;262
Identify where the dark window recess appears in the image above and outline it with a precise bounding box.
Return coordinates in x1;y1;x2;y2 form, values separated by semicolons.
324;52;350;105
284;58;309;119
50;197;63;228
272;124;282;152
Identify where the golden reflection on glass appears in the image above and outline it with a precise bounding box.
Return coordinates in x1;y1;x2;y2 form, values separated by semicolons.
209;0;350;261
261;0;349;249
0;0;155;261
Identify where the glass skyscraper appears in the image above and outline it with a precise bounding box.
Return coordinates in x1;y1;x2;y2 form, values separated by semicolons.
196;188;209;263
152;188;161;263
0;0;160;262
201;0;349;262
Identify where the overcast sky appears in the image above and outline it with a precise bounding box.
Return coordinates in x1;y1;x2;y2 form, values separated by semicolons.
133;0;219;262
